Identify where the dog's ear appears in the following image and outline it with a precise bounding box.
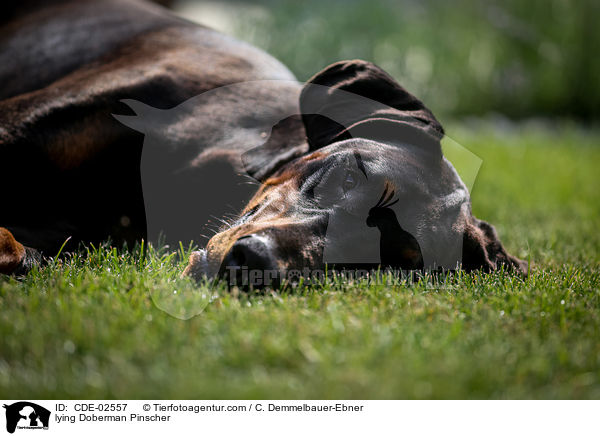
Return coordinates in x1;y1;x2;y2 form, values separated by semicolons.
243;60;444;182
462;215;528;274
241;114;309;182
300;60;444;154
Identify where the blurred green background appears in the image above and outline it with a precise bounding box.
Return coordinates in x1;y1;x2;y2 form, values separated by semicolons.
173;0;599;121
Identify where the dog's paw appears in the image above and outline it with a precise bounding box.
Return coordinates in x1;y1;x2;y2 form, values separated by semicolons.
0;227;26;274
0;228;41;275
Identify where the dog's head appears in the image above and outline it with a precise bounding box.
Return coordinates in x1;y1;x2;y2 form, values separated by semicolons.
183;60;526;284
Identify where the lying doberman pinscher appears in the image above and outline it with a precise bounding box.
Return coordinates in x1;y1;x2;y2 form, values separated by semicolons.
0;0;526;282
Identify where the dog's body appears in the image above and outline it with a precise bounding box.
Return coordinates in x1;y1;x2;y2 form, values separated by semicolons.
0;0;300;270
0;0;526;279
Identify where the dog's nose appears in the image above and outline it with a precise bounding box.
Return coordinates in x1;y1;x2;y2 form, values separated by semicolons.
222;234;277;272
221;235;279;288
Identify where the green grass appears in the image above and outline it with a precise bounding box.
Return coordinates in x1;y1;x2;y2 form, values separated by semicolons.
1;125;599;399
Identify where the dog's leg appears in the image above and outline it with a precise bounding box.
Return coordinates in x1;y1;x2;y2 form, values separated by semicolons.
0;227;41;275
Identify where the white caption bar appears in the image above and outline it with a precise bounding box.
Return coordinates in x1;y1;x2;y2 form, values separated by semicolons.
1;400;597;435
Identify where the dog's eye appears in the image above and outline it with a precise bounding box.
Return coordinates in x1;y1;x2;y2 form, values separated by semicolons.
342;171;360;192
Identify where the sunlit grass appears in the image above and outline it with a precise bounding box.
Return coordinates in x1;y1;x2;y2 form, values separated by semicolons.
1;126;599;399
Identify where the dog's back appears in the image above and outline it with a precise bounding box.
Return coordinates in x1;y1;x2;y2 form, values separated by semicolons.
0;0;300;255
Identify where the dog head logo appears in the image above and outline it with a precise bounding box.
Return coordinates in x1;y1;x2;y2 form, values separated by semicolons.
3;402;50;433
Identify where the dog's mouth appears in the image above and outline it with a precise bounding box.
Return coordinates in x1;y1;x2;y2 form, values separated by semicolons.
182;242;284;288
182;248;210;280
